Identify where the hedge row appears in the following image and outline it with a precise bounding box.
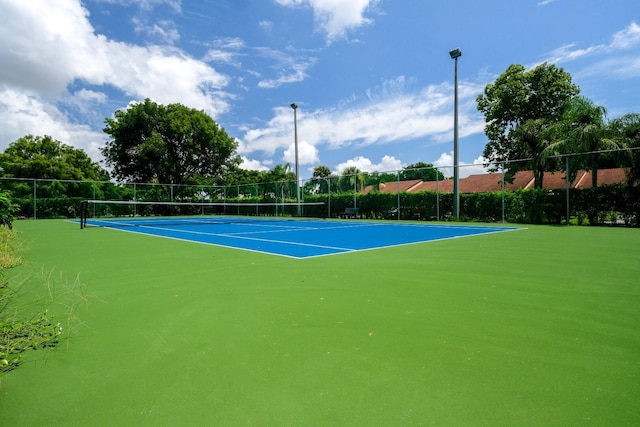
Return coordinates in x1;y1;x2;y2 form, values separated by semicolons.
306;184;638;226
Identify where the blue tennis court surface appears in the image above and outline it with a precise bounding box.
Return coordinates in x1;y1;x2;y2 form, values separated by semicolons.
83;218;522;259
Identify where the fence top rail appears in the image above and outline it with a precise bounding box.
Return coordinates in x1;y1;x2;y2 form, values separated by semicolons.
83;200;325;206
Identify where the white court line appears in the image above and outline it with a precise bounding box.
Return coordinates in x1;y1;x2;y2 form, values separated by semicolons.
85;220;523;259
131;224;359;252
224;222;384;236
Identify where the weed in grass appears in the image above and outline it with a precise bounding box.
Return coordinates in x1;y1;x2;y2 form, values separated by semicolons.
0;227;22;269
0;227;94;380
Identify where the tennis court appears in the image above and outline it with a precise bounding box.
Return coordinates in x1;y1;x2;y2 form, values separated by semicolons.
81;217;522;258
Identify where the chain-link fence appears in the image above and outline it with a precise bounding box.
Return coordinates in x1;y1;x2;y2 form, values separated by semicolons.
1;149;638;226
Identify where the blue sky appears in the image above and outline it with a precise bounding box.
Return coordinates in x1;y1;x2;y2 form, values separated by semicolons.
1;0;639;180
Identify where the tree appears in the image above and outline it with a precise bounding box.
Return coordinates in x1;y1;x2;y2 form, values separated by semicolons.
339;166;364;193
477;63;580;188
362;171;398;190
102;99;238;185
0;190;18;229
261;164;296;183
305;165;334;195
312;165;332;179
223;165;263;186
260;164;297;199
399;162;444;181
0;135;109;181
609;113;640;187
545;96;620;187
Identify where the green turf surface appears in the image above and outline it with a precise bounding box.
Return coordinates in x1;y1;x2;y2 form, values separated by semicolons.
1;220;639;425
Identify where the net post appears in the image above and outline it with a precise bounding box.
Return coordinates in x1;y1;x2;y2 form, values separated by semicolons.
80;200;87;229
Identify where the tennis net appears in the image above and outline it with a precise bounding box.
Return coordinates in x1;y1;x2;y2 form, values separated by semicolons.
79;200;326;229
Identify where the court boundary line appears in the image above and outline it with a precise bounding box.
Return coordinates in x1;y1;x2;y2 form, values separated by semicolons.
132;223;359;253
300;226;525;259
79;219;524;259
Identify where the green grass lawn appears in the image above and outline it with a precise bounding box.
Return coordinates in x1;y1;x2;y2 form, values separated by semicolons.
1;220;639;426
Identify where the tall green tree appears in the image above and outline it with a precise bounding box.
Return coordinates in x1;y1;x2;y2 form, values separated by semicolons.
339;166;364;193
477;63;580;188
261;163;296;183
0;135;109;181
312;165;332;179
399;162;444;181
223;165;263;186
102;99;238;185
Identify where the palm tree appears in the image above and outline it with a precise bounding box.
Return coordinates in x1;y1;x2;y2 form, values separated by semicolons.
546;96;619;188
339;166;364;193
608;113;640;186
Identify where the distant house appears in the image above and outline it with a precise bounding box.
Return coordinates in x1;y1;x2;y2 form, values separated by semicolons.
361;168;627;194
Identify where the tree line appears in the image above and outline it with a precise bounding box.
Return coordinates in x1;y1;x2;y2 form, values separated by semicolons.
477;63;640;189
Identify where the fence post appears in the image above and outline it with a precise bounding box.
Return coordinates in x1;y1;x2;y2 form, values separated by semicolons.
396;171;400;220
353;175;357;208
327;178;331;219
565;156;570;225
501;163;505;223
33;179;37;219
436;169;440;221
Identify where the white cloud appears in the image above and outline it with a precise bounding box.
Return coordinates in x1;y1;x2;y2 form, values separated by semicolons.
204;41;317;89
544;43;602;64
0;0;233;155
74;89;108;104
254;47;317;89
283;140;320;165
538;22;640;82
238;78;484;159
204;37;245;67
334;155;403;175
611;21;640;49
433;152;489;179
0;1;231;110
238;156;270;171
95;0;181;13
275;0;379;43
105;45;231;113
62;89;108;118
536;0;556;6
433;152;453;177
258;62;312;89
543;21;640;66
259;20;274;33
0;88;107;161
132;17;180;44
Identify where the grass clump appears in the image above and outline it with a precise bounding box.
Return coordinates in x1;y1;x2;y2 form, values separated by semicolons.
0;226;21;269
0;225;91;379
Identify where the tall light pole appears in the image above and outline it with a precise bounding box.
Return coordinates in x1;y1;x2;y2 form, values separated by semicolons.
449;47;462;221
290;102;300;216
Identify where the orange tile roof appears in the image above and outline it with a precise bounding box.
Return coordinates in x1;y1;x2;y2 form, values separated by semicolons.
362;179;422;194
577;168;627;188
361;168;627;194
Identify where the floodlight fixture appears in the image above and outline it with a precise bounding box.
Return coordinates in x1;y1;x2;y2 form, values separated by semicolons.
449;48;462;59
